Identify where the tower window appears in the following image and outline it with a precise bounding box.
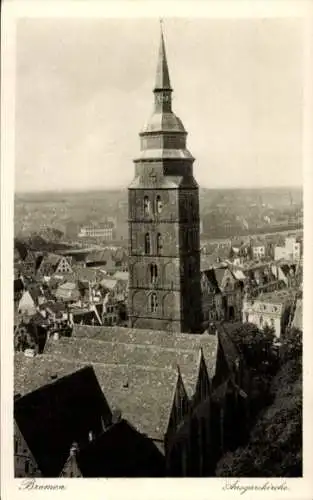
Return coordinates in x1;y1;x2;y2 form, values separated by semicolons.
149;292;158;313
144;233;151;254
157;233;163;255
150;264;158;284
144;196;150;216
156;195;163;214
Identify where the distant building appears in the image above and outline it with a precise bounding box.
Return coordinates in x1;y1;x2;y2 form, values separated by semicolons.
274;236;302;262
251;241;266;260
242;289;295;337
214;266;243;321
36;253;72;279
78;222;115;240
200;270;224;328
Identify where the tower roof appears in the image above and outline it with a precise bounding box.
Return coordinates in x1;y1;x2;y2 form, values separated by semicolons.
154;23;172;92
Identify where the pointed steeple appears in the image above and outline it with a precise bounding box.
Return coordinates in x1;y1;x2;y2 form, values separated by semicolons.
154;20;172;92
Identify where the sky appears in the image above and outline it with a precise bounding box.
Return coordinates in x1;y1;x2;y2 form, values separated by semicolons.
15;17;304;192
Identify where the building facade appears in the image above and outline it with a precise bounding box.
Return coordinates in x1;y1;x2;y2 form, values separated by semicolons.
242;290;294;338
274;236;302;262
128;28;202;333
78;222;115;240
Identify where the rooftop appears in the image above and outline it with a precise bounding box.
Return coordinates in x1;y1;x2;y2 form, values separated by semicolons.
14;327;219;440
246;289;296;305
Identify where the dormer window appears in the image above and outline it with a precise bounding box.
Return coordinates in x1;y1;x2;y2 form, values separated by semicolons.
145;233;151;255
156;195;163;214
144;196;150;216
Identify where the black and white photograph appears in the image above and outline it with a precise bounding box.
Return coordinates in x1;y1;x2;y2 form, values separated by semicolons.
1;1;312;497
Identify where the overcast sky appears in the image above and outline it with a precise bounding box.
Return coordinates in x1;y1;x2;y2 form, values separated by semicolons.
15;17;304;192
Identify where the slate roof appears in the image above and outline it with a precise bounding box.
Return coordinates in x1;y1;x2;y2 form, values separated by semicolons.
37;253;63;275
76;419;165;477
55;282;81;302
14;365;112;477
73;267;102;283
15;329;219;440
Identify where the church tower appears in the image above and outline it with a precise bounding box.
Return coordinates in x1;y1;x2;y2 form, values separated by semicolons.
128;25;202;333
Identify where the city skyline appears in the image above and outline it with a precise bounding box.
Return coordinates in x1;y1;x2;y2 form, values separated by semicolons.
16;18;303;192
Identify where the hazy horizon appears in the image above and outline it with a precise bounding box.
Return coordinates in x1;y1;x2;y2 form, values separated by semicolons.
15;184;303;196
16;18;304;192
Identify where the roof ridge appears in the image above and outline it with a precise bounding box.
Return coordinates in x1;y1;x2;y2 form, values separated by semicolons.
41;354;197;374
66;336;202;354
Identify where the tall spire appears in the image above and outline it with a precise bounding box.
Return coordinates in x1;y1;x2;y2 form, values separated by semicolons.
154;20;172;92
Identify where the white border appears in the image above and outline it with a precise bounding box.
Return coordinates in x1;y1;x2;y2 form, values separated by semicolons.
1;1;313;499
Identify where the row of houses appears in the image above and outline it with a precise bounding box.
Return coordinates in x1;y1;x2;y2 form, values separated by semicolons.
200;260;301;338
14;245;129;281
230;235;302;264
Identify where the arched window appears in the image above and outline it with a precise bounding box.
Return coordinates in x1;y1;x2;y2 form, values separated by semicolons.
144;196;150;216
157;233;163;255
149;292;158;313
150;263;158;284
144;233;151;254
259;315;263;327
156;195;163;214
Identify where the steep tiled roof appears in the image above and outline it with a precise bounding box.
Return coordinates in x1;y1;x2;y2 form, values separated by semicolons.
55;282;81;302
14;365;112;477
15;330;218;440
37;253;62;275
100;278;118;290
76;419;165;477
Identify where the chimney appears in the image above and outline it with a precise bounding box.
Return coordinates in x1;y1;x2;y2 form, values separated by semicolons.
112;408;122;425
70;442;79;457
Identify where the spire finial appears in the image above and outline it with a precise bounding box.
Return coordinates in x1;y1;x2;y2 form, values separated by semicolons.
154;20;172;92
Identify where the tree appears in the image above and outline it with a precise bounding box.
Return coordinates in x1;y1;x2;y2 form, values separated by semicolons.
216;361;302;477
216;324;302;477
227;322;277;372
280;327;302;364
